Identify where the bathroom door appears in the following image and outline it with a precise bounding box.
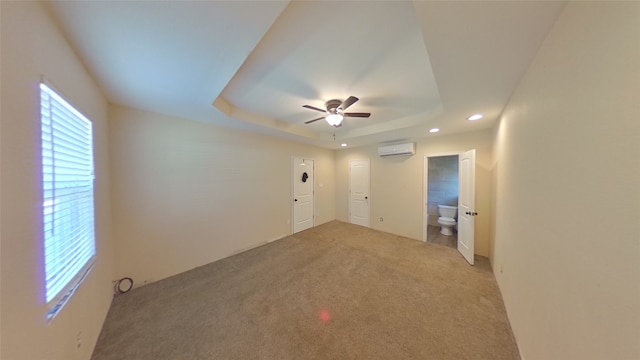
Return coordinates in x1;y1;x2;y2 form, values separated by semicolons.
458;149;476;265
292;157;314;233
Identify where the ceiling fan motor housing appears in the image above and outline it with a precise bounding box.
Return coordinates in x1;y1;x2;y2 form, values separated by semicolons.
325;99;343;111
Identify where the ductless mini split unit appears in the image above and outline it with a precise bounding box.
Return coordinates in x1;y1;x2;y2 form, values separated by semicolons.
377;142;416;157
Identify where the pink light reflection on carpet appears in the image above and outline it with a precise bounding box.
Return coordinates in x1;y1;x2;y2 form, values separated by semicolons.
318;309;331;323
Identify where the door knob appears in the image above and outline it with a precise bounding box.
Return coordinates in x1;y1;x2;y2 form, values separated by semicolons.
365;196;368;200
294;199;298;202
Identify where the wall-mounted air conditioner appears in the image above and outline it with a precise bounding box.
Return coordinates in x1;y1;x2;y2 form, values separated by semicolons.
378;142;416;157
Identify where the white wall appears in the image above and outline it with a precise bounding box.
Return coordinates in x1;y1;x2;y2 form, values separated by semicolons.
109;105;336;284
492;2;640;359
335;129;493;257
0;2;114;359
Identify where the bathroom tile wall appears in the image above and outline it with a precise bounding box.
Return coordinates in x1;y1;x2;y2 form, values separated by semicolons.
427;155;459;226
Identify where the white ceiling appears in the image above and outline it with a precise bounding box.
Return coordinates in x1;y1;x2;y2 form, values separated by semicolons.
46;0;565;149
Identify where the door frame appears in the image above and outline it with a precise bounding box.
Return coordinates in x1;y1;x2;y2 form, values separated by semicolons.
422;152;461;243
291;156;315;234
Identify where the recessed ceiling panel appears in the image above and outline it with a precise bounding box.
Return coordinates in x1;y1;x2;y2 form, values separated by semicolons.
218;1;441;136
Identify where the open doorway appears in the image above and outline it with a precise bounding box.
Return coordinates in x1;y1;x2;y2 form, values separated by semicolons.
424;154;459;249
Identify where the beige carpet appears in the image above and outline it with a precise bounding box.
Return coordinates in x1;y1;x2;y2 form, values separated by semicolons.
91;221;520;360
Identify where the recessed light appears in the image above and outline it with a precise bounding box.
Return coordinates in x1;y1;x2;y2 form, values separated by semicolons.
341;143;347;147
467;114;484;121
429;128;440;133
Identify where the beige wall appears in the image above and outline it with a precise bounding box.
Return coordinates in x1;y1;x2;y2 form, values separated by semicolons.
335;129;494;257
109;105;335;285
0;2;115;359
491;2;640;359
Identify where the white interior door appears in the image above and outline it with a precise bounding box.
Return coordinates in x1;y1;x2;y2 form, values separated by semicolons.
349;159;370;227
292;157;314;233
458;149;476;265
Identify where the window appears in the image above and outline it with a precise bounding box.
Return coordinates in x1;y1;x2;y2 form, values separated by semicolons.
40;83;95;319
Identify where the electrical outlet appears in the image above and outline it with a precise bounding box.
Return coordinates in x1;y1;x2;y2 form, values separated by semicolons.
76;331;82;349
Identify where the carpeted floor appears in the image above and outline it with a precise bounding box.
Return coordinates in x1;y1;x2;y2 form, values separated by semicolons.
91;221;520;360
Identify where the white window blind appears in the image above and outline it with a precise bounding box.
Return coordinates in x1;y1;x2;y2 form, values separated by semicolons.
40;83;95;319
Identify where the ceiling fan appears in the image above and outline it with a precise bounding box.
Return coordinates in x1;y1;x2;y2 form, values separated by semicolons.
303;96;371;127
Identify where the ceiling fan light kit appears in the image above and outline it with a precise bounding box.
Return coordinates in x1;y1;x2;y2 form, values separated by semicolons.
326;113;344;126
303;96;371;127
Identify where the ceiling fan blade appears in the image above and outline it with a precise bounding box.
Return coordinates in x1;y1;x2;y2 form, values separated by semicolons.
339;96;359;110
344;112;371;118
304;116;325;124
303;105;326;113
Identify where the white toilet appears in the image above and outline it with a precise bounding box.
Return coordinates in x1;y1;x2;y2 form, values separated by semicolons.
437;205;457;236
